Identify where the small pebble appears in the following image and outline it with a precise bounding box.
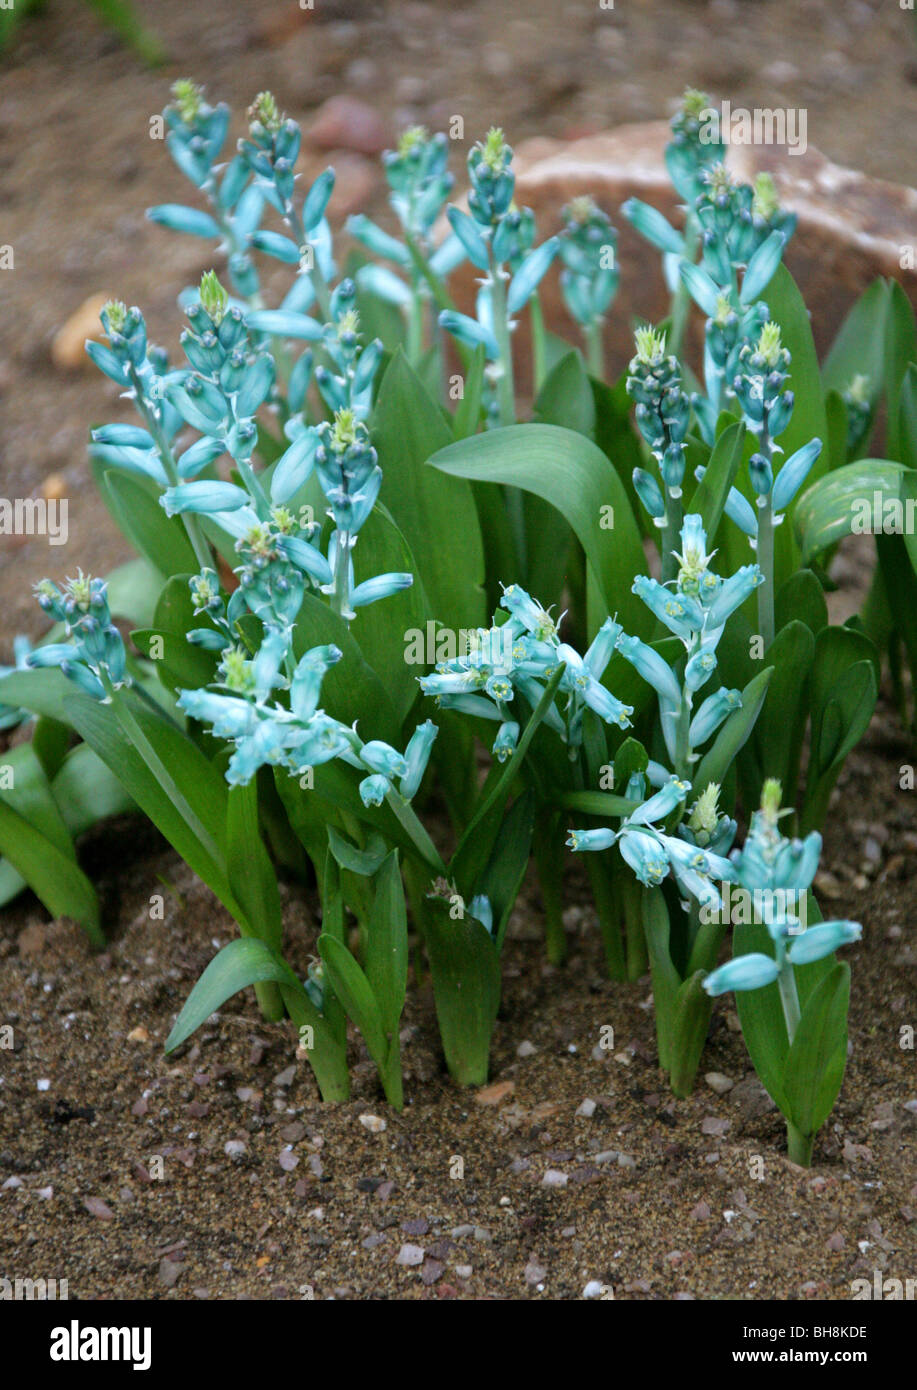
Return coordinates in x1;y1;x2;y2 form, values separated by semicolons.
704;1072;734;1096
543;1169;568;1188
359;1113;387;1134
576;1099;597;1118
395;1243;424;1267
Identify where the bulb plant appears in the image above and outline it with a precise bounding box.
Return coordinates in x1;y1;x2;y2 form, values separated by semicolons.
0;81;900;1163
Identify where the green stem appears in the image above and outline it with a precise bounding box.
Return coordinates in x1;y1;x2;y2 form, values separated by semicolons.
407;270;424;367
786;1120;815;1167
530;292;548;395
488;253;516;428
756;496;775;651
585;318;604;381
127;365;212;571
621;873;648;980
668;217;698;361
660;484;684;584
777;958;801;1043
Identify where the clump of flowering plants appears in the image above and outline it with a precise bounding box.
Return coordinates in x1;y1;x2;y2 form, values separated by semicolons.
0;82;898;1161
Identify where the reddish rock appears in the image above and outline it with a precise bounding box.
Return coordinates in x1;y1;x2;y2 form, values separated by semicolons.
307;96;391;156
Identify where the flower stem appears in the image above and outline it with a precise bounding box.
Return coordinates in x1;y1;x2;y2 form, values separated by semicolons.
786;1120;814;1167
585;318;605;381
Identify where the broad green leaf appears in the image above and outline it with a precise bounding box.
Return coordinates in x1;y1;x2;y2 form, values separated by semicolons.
0;668;77;723
348;504;429;730
362;851;408;1037
429;423;649;638
226;780;282;950
164;938;320;1054
783;962;850;1137
688;420;745;542
692;666;773;793
754;621;814;800
318;933;389;1069
642;885;680;1070
453;343;486;440
669;970;713;1098
326;826;389;877
66;689;236;914
793;458;907;563
96;467;199;578
292;593;401;747
372;349;486;631
775;569;828;635
52;743;136;836
423;896;501;1087
133;573;218;697
822;278;888;406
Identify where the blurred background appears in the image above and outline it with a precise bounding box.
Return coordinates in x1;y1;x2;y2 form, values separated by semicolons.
1;0;916;647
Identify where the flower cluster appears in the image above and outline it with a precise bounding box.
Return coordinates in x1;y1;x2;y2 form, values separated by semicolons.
616;514;761;771
178;633;437;802
568;773;737;912
418;585;632;762
627;326;690;500
27;574;127;700
703;779;862;997
558;196;619;332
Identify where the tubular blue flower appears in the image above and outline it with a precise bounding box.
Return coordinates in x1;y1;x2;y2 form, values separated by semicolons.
786;920;863;965
492;720;519;763
399;720;438;799
161;481;249;517
626;776;691;826
350;572;414;609
290;644;342;720
632;467;666;519
617;827;670;886
359;773;391;807
688;686;741;745
632;575;704;639
178;688;257;739
774;831;822;892
360;740;409;779
275;534;334;586
772;438;822;513
583;617;622;680
615;633;682;707
703;953;781;996
566;827;617;852
684;647;718;691
469;894;494;934
702;564;763;628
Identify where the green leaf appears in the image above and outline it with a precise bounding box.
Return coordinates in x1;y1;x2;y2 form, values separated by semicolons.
0;745;101;943
450;664;564;894
692;666;773;793
822;278;888;419
362;851;408;1037
423;896;501;1087
164;939;317;1054
317;933;389;1070
133;573;219;697
226;780;282;950
348;504;429;730
689;420;745;542
429;422;649;638
897;363;917;471
372;349;486;630
642;885;680;1071
669;970;714;1098
326;826;389;877
292;593;401;746
794;458;908;563
775;569;828;635
783;962;850;1138
754;621;815;799
51;743;136;837
884;280;917;461
95;467;199;578
758;265;829;586
66;690;236;915
473;789;536;950
453;343;486;440
0;668;78;723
